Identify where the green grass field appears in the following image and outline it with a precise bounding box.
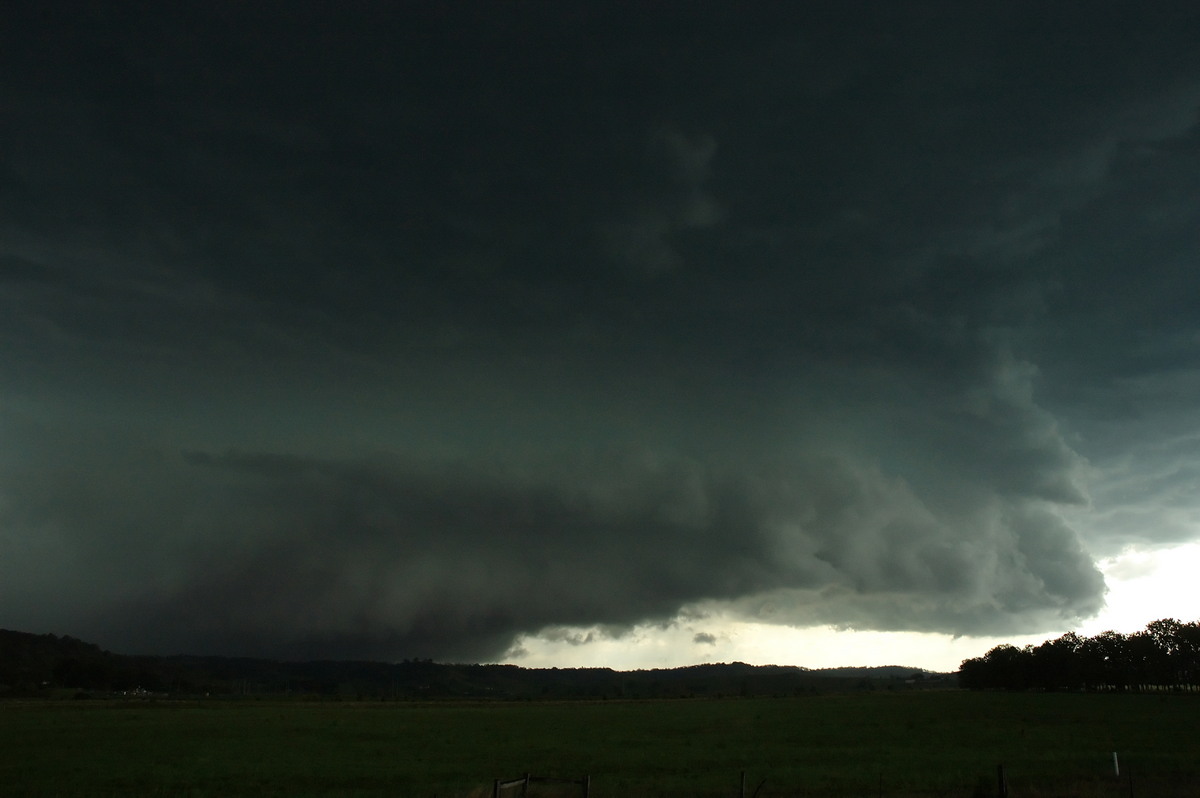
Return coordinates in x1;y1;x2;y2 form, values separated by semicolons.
1;691;1197;797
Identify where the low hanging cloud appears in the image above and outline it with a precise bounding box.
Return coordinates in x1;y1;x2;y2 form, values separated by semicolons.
0;397;1103;662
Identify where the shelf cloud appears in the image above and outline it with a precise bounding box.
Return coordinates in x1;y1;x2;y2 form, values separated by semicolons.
2;2;1198;662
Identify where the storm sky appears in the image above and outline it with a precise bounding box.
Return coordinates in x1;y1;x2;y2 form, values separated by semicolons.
3;2;1200;667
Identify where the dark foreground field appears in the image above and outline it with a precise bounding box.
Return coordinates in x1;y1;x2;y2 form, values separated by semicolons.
1;691;1197;797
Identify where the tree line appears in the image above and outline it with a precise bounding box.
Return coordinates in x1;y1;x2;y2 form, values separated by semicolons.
958;618;1200;691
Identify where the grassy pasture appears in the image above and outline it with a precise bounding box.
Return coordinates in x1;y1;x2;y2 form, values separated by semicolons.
1;691;1197;797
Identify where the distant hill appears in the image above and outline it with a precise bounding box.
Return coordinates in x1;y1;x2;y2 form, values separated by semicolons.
0;629;953;700
811;665;934;679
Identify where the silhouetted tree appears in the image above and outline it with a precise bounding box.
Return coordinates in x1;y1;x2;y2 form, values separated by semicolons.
958;619;1200;692
1029;632;1083;691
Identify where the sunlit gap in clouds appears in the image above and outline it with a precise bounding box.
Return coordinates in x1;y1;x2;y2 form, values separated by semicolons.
1076;541;1200;637
504;543;1200;673
503;616;1051;674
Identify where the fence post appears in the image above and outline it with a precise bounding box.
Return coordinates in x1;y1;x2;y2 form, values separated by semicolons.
493;779;500;798
740;770;746;798
583;774;590;798
997;763;1008;798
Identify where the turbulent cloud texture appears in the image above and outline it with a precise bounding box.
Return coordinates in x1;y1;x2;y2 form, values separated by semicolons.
2;419;1101;660
2;2;1199;661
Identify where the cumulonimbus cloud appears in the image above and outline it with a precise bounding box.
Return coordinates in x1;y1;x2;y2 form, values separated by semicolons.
0;408;1104;662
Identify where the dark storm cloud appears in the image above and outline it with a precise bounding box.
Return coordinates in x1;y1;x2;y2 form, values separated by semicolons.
1025;104;1200;553
0;427;1101;660
2;2;1199;659
601;129;722;275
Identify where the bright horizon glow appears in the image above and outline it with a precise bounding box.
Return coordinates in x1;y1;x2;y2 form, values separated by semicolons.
502;542;1200;673
1076;541;1200;636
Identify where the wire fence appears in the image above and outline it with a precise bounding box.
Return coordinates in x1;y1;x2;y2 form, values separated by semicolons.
493;773;590;798
488;758;1159;798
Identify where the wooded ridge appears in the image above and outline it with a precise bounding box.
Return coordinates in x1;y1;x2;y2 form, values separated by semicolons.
0;629;947;700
